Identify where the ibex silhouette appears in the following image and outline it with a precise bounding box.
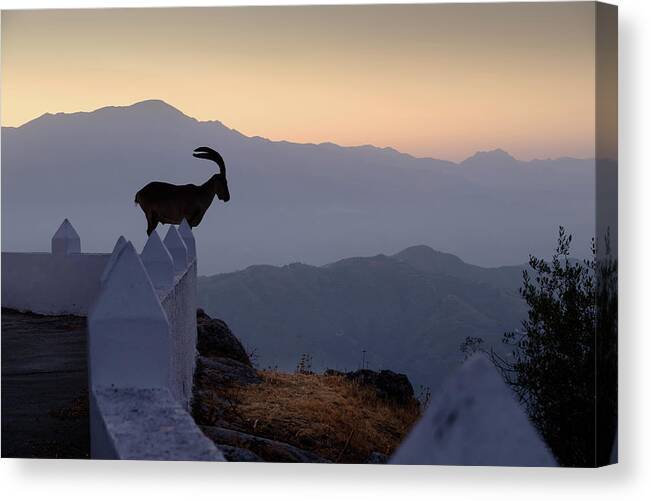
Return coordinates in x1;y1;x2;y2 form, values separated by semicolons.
135;147;230;235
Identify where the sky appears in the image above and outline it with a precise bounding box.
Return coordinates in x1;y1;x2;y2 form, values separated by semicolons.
1;3;597;161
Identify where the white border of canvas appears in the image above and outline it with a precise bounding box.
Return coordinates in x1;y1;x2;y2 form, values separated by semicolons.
2;1;650;500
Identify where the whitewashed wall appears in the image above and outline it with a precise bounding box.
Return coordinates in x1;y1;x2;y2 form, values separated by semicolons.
88;223;222;460
2;252;110;315
1;220;110;315
161;260;198;409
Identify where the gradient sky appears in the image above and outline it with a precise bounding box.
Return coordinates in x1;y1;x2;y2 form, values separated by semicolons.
1;3;597;161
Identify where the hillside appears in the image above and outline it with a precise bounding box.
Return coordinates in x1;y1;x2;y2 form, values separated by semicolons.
393;244;524;291
198;245;528;391
193;310;420;463
2;100;596;274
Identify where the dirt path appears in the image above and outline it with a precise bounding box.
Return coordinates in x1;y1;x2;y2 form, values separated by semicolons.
1;308;89;458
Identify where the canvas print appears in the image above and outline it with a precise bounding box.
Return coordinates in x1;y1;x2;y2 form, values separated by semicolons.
1;2;617;466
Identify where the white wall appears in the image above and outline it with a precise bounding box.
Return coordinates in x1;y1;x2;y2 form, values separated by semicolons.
1;251;110;315
88;241;171;391
87;225;212;460
161;260;198;410
1;219;111;315
91;387;223;461
2;218;210;459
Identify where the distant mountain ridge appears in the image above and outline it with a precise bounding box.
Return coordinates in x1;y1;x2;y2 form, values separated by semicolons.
393;245;524;291
198;244;528;391
9;99;196;129
2;99;596;274
460;148;519;167
4;100;580;165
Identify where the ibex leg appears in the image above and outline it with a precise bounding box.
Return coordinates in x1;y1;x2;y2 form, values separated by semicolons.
146;212;159;236
188;209;204;228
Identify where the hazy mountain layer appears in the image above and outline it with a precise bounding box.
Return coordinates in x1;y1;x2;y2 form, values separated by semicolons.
2;100;595;274
198;245;528;390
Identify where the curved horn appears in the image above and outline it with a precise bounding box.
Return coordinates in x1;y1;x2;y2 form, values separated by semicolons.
193;146;226;175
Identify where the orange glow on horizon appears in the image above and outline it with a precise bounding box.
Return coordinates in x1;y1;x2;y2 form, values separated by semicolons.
1;4;597;162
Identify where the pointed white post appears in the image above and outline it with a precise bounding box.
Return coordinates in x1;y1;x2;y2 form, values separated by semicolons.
100;236;127;287
88;241;170;390
390;355;556;466
178;219;196;262
163;226;188;273
51;218;81;255
141;230;174;289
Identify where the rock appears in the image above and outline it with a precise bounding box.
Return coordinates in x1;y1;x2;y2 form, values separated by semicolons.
200;426;331;463
192;387;228;428
192;356;262;427
195;355;262;387
196;309;251;366
332;368;415;405
215;444;264;462
366;451;389;464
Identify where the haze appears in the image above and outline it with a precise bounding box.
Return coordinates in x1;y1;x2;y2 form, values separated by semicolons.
1;99;598;274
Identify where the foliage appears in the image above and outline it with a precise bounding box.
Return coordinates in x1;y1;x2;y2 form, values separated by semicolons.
295;353;314;375
464;227;617;466
246;346;260;368
460;336;486;360
415;384;432;409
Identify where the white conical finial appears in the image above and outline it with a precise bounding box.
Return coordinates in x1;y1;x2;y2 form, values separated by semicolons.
51;218;81;255
88;241;170;390
163;226;188;273
141;230;174;289
100;236;127;286
178;219;196;262
390;355;557;466
113;235;127;250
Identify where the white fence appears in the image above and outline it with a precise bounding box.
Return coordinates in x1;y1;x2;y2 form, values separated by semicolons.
88;220;223;460
1;218;221;460
1;219;614;464
390;355;557;466
1;219;111;315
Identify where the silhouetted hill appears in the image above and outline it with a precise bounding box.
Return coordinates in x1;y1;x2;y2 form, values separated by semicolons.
393;245;524;291
460;148;519;168
2;99;596;274
198;246;528;390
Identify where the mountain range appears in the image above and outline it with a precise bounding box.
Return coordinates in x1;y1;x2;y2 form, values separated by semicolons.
1;99;596;274
198;244;528;390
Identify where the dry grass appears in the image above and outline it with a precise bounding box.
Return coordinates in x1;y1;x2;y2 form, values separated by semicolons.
200;370;421;463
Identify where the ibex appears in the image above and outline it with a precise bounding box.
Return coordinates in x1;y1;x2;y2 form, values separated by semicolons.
135;146;230;235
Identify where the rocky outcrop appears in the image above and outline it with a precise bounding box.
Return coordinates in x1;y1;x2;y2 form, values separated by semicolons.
200;426;330;463
192;355;261;429
216;444;264;462
195;356;261;387
193;310;418;463
366;451;389;464
196;309;251;366
326;368;415;405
